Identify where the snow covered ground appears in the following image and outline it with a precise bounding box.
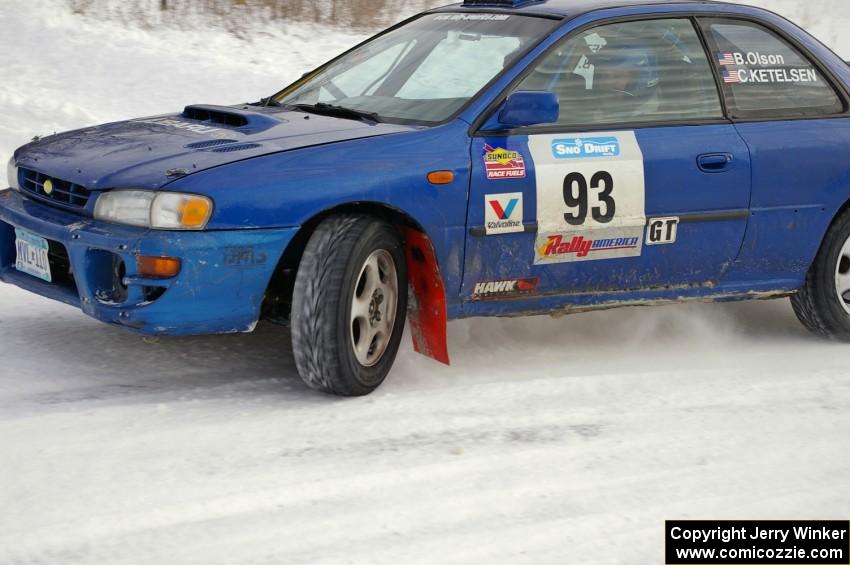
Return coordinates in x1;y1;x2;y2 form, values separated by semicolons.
1;1;850;564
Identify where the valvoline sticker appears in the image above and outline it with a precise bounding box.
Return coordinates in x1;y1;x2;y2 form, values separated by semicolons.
551;137;620;159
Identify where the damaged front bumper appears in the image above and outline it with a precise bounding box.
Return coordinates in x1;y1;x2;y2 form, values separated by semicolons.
0;190;296;336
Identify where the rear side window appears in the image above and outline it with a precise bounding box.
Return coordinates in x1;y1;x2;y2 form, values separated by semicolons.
511;18;724;128
702;18;844;118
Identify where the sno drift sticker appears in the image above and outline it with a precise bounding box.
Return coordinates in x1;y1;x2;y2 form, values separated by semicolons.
528;131;645;264
472;278;539;300
552;137;620;159
483;145;526;180
485;192;524;235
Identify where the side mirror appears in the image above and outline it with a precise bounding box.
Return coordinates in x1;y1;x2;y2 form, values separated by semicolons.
498;91;559;129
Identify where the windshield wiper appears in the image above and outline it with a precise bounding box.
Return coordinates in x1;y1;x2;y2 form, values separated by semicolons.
248;96;282;107
291;103;381;123
246;96;282;107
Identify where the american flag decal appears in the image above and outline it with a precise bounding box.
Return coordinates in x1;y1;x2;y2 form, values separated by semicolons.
722;69;741;83
717;53;735;66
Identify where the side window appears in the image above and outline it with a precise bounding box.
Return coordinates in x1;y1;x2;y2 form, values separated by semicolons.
512;19;723;128
702;18;844;118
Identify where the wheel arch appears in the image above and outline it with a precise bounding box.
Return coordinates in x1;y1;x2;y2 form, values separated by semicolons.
262;201;450;365
810;196;850;270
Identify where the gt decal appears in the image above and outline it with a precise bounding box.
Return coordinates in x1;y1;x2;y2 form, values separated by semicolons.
472;277;539;300
485;192;524;235
646;217;679;245
529;131;645;264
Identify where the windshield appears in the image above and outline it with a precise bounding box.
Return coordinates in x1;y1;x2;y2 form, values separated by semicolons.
274;14;559;124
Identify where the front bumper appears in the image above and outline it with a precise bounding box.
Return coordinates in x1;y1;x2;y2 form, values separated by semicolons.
0;190;297;336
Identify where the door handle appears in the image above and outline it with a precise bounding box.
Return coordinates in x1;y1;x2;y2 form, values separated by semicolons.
697;153;734;173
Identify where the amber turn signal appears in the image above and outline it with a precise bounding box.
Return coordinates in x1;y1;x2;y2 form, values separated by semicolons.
178;198;213;229
427;170;455;185
137;256;182;279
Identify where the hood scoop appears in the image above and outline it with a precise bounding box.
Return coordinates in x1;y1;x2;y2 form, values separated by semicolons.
183;105;248;127
180;104;283;134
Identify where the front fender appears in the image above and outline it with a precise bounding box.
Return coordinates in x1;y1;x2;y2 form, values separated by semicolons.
167;120;472;299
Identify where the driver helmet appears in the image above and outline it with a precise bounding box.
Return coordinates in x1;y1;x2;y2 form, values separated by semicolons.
594;46;659;101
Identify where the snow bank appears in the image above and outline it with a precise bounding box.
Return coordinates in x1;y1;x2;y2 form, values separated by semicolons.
3;0;849;165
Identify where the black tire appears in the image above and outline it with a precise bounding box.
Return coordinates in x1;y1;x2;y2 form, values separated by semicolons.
791;208;850;341
291;214;407;396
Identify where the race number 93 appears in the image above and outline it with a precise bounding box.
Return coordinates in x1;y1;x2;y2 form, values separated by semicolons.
563;170;615;226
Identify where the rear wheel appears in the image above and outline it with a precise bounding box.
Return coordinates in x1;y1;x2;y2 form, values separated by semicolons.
791;208;850;340
291;214;407;396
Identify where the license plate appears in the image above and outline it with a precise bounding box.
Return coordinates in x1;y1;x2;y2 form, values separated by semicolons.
14;228;52;283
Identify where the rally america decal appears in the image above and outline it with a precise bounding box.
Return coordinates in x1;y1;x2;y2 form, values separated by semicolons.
483;144;526;180
485;192;523;235
528;132;645;264
472;277;539;301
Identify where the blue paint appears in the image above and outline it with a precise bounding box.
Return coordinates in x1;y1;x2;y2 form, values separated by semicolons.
2;0;850;336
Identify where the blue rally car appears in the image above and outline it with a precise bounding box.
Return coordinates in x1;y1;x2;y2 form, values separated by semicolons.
5;0;850;395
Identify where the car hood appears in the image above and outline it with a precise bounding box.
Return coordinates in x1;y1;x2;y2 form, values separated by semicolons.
13;104;418;190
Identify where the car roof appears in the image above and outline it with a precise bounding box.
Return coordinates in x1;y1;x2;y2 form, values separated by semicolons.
432;0;744;19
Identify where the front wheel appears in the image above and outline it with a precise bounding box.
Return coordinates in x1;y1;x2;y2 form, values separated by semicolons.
792;208;850;341
291;215;407;396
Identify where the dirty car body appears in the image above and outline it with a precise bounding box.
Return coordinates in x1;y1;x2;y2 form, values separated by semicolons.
5;0;850;390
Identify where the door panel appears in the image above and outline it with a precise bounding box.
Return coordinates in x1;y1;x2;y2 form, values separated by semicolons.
729;119;850;283
462;125;752;300
698;17;850;285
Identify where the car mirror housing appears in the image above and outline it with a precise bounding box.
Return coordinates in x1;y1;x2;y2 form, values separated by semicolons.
497;91;560;129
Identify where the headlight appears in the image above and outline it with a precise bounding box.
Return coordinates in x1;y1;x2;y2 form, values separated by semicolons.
151;192;214;229
94;190;214;230
6;157;19;191
94;190;154;227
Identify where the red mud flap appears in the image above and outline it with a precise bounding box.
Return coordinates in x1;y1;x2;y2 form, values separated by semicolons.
404;228;450;365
